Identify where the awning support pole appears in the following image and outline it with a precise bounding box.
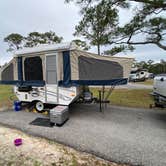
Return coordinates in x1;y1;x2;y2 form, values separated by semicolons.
99;90;102;112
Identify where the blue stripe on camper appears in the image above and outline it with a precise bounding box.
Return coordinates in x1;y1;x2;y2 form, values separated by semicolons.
20;80;45;86
59;78;128;86
0;80;45;86
0;80;21;85
17;57;23;81
62;51;71;86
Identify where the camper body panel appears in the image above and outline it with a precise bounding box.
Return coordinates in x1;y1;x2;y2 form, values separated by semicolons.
15;86;81;106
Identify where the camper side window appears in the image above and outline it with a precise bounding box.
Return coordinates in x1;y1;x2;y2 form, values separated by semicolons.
1;63;14;81
24;57;43;81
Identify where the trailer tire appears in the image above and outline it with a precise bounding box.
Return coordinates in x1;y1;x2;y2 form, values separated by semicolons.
50;122;55;127
155;102;163;108
35;101;44;113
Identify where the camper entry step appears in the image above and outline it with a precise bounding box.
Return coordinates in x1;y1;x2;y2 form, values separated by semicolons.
50;106;69;126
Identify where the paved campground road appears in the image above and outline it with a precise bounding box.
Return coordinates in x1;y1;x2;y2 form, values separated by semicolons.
91;83;153;89
117;83;153;89
0;104;166;166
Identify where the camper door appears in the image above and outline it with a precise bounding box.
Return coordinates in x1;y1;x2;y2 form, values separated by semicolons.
45;54;58;104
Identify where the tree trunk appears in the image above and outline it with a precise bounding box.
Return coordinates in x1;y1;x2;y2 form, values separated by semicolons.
97;44;100;55
16;45;19;50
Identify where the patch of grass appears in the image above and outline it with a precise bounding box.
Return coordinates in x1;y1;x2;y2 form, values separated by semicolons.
91;88;154;108
0;85;16;108
135;79;154;85
0;85;154;109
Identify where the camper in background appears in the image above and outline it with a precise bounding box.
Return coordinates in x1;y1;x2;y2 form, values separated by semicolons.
129;68;153;82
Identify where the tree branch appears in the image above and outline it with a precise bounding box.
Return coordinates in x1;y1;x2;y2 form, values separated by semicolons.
115;39;166;50
116;40;154;45
155;42;166;50
127;0;166;9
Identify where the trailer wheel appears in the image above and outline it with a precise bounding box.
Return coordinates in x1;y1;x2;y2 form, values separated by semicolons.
154;102;163;108
35;101;44;112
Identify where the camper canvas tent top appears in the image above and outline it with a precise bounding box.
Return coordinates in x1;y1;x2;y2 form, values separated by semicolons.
0;42;133;111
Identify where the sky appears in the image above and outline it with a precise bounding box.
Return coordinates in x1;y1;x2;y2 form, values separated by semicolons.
0;0;165;65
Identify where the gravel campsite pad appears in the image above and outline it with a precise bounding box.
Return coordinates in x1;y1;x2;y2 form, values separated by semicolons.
0;125;127;166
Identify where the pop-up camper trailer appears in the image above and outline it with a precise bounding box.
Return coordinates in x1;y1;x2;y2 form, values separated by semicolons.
0;42;133;112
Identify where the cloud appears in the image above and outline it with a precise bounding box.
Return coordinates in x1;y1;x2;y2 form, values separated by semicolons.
0;0;80;65
0;0;165;65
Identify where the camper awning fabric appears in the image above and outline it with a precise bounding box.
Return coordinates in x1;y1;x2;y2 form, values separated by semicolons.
0;48;133;87
59;50;133;86
59;78;128;86
0;57;45;86
0;58;18;83
1;63;14;81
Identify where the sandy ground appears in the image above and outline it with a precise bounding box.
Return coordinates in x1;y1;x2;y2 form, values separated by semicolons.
0;125;127;166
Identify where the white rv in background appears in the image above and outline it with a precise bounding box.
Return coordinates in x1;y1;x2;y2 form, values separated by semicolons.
129;68;153;82
153;74;166;107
